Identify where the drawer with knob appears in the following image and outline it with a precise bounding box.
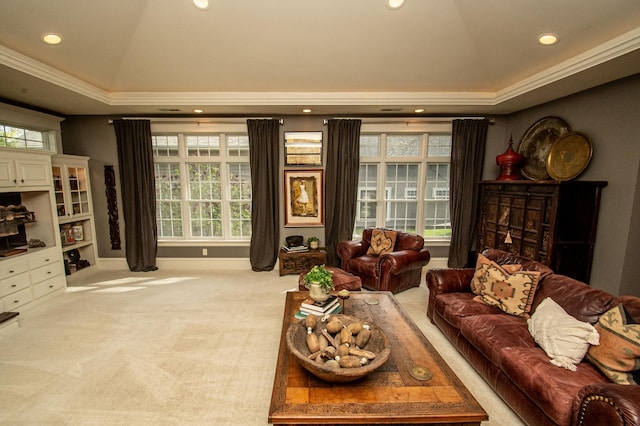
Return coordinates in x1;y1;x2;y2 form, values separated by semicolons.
32;275;65;299
0;257;29;280
27;248;61;270
30;261;63;284
0;287;33;311
0;273;30;297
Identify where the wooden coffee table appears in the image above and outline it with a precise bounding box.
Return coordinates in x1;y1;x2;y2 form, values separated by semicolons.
269;291;488;425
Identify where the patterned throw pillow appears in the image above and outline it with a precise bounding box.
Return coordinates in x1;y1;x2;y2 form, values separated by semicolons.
471;254;522;295
366;229;397;256
586;304;640;385
472;253;541;318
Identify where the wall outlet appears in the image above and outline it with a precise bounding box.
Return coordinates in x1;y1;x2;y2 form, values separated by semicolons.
202;248;208;256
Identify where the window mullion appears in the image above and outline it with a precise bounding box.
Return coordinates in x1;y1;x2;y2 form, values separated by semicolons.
178;134;191;239
377;134;388;228
416;162;426;236
219;134;231;240
414;133;429;235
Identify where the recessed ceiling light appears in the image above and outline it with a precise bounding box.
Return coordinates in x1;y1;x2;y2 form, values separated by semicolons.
42;33;62;45
302;108;312;113
193;109;204;113
193;0;211;11
414;108;425;113
538;33;559;46
387;0;405;10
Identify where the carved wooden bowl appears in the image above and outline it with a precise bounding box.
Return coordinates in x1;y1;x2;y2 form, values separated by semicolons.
286;314;391;383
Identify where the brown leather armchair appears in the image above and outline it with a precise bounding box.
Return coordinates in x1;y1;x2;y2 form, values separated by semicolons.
336;228;430;293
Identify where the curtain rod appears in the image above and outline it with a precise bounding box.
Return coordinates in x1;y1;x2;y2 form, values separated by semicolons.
107;118;284;125
324;117;495;125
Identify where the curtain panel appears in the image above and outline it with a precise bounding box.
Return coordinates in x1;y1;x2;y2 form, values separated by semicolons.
113;119;158;272
324;119;361;266
448;119;489;268
247;119;280;271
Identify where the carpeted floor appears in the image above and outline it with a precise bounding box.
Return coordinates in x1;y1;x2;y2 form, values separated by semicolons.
0;267;523;425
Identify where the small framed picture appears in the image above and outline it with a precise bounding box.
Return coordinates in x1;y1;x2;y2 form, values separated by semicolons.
284;169;323;227
284;131;323;166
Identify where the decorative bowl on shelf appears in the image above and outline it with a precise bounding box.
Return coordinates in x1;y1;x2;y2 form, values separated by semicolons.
285;314;391;383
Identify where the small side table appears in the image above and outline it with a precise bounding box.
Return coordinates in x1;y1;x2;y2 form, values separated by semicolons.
278;247;328;276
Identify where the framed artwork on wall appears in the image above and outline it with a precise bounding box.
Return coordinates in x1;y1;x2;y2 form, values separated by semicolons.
284;131;323;166
284;169;324;227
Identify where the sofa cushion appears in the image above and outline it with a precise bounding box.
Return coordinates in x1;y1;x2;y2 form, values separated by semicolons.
530;274;617;324
586;304;640;385
527;297;599;371
471;253;522;295
500;346;609;426
434;292;502;329
472;254;541;318
366;228;397;255
460;314;536;367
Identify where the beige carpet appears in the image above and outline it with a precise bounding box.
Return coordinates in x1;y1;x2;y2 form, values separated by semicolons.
0;267;523;425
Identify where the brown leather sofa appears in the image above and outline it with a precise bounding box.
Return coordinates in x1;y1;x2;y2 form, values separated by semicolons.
426;248;640;426
337;228;430;293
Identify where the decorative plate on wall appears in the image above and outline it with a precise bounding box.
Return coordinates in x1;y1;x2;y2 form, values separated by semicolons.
546;132;593;181
518;117;571;180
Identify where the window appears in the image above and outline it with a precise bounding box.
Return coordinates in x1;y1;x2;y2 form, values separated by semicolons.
0;122;55;151
355;131;451;241
153;133;251;241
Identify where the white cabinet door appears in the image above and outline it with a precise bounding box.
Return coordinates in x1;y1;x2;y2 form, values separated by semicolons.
0;154;51;188
17;159;51;187
0;158;17;188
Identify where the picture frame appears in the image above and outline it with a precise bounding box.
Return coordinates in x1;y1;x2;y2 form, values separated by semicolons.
284;169;324;227
284;131;323;166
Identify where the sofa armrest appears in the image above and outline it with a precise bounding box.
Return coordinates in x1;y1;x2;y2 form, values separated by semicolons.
379;248;431;275
336;240;367;271
426;268;474;320
573;383;640;426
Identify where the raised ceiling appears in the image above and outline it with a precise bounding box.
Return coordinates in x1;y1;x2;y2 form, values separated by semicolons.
0;0;639;117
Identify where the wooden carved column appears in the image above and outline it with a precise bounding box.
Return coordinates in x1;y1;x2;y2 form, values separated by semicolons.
104;165;121;250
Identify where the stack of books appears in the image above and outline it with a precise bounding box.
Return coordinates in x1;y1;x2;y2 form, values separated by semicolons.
282;245;309;253
295;295;342;319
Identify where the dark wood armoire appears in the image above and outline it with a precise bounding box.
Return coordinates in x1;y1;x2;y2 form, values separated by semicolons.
477;180;607;283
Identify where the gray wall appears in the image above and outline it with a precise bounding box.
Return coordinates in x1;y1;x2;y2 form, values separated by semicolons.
60;73;640;295
487;74;640;296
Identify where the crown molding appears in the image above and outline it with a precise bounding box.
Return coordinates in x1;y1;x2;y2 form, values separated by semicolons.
107;91;496;106
2;26;639;109
0;45;111;104
494;26;640;104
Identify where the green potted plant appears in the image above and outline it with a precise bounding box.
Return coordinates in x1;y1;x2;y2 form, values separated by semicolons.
303;265;334;302
307;236;320;250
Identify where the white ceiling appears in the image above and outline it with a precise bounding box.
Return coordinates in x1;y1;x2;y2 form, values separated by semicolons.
1;0;640;117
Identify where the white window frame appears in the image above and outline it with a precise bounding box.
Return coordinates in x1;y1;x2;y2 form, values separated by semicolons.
151;121;251;245
0;121;57;152
355;120;451;242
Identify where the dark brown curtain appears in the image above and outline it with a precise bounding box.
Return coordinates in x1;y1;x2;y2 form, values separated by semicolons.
247;119;280;271
113;119;158;272
324;119;361;266
448;119;489;267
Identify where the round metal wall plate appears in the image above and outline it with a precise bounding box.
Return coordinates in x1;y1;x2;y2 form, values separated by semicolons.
518;116;571;180
546;131;593;181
